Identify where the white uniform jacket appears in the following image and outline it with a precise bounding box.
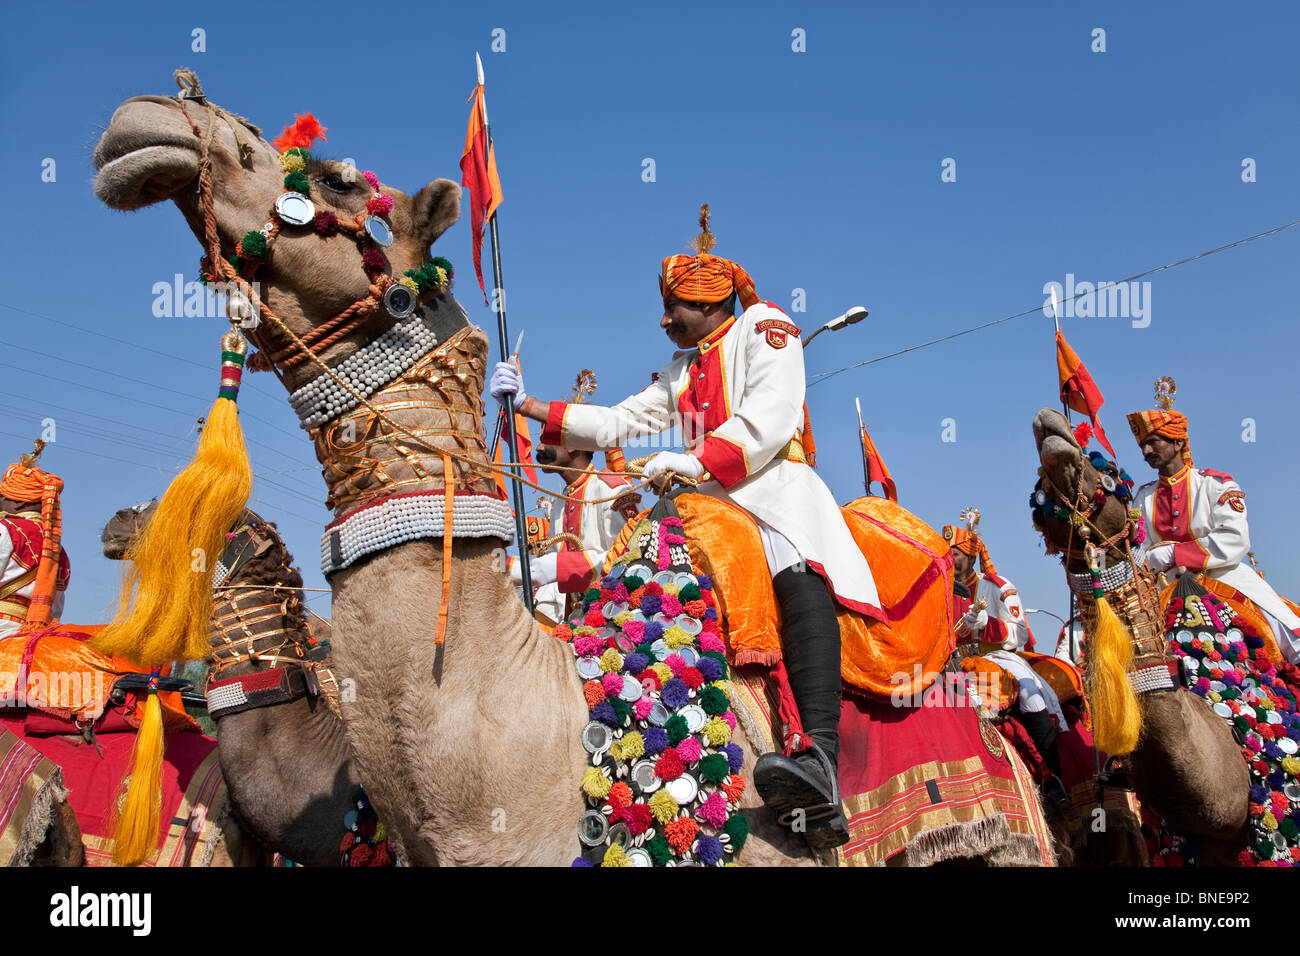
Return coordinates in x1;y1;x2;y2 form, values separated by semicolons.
969;572;1064;726
1134;464;1300;649
539;302;884;620
0;514;68;639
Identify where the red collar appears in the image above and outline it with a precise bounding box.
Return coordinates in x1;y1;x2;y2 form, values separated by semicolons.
1159;464;1191;487
567;464;596;496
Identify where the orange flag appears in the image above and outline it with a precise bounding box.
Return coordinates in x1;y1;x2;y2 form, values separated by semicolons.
859;425;896;502
1055;330;1117;459
460;85;504;304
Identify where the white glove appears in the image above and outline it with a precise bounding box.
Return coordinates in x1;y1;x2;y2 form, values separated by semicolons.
489;361;526;407
1143;543;1176;573
962;607;988;632
512;552;558;587
644;451;704;480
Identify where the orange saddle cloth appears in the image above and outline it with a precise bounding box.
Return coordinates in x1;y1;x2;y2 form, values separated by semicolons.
0;624;195;731
607;494;957;698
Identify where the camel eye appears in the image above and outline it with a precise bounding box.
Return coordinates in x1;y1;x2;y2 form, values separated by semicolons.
319;172;357;194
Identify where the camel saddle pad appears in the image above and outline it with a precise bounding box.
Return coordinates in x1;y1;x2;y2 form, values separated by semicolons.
605;494;956;697
0;625;195;731
0;727;67;865
728;663;1054;866
0;708;225;867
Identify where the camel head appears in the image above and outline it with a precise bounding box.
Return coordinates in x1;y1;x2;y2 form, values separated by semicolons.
1031;408;1135;570
92;74;462;387
101;500;158;560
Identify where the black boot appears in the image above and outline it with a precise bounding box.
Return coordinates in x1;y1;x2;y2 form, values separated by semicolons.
754;565;849;849
1017;709;1068;807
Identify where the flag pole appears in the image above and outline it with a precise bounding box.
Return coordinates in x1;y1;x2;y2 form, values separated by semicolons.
855;397;871;495
477;52;534;612
1051;288;1071;425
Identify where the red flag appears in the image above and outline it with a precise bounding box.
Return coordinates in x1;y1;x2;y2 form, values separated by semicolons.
1055;330;1117;459
859;425;897;502
460;85;504;304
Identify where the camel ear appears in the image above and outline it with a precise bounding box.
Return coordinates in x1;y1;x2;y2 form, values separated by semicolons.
412;179;461;248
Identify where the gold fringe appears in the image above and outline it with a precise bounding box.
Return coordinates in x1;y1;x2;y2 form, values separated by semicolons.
1087;595;1142;755
109;692;165;865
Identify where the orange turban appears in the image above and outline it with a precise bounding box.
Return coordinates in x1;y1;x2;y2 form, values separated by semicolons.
1;456;64;631
941;525;996;580
1126;409;1192;467
660;253;759;310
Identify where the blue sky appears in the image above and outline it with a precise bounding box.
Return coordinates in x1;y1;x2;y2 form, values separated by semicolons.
1;1;1297;642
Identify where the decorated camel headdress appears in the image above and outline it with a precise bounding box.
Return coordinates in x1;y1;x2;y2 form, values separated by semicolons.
1126;376;1192;467
942;507;996;580
660;205;759;310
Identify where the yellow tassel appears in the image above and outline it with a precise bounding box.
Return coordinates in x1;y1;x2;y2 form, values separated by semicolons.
95;332;252;665
1087;595;1142;755
110;690;165;865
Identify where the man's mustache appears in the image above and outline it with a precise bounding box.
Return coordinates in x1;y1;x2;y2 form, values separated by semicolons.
536;446;558;465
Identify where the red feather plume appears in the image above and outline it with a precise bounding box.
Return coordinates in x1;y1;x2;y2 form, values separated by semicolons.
1073;421;1093;448
272;113;327;152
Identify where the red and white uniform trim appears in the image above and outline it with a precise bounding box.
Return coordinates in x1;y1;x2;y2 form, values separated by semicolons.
0;515;69;638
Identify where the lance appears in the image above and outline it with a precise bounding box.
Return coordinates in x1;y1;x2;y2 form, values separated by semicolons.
488;328;525;460
477;52;534;611
854;396;871;494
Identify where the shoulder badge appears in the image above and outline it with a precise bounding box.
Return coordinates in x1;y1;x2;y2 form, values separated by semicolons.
755;318;801;349
613;492;643;521
1218;489;1246;513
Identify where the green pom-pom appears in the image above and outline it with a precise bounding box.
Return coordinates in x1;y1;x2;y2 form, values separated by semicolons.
283;169;310;195
723;812;750;851
699;686;728;716
678;584;701;602
698;753;729;784
623;576;645;592
585;588;603;604
701;650;729;679
665;714;689;745
607;696;629;725
647;834;672;865
635;641;658;663
431;256;453;275
1233;716;1250;735
239;230;267;258
1256;839;1275;860
227;253;243;275
1280;818;1300;841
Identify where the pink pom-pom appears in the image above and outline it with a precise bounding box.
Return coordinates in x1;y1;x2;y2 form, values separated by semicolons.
661;595;683;617
695;792;728;828
367;193;394;216
699;633;725;653
574;635;604;657
721;711;736;731
676;737;702;763
362;170;379;189
602;673;624;696
623;620;645;642
664;653;685;676
633;697;653;720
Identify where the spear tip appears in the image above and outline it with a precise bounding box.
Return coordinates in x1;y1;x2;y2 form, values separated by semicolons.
476;52;485;86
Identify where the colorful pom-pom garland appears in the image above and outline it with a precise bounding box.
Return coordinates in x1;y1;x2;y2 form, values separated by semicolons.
1142;588;1300;866
564;512;746;867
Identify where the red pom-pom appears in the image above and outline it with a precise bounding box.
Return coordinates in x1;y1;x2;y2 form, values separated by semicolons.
349;844;372;867
655;748;685;781
645;582;664;596
680;667;704;690
272;113;328;152
1072;421;1093;448
553;623;572;642
339;832;357;854
606;782;634;812
313;210;339;237
361;248;388;274
665;817;699;854
370;843;393;867
367;194;394;216
585;608;607;628
619;802;653;835
638;669;662;691
684;600;707;618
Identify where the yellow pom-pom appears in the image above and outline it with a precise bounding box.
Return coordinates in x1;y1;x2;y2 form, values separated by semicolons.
651;663;673;685
433;266;448;286
702;717;731;746
1259;697;1276;711
664;625;693;649
374;823;387;843
574;626;597;637
1262;811;1279;831
612;731;644;762
614;611;632;627
649;789;678;824
397;276;419;294
1208;691;1222;703
662;582;680;596
601;844;632;867
600;649;623;673
582;767;612;799
280;152;306;172
1281;757;1300;776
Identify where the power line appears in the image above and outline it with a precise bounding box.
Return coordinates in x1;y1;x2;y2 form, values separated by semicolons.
808;216;1300;387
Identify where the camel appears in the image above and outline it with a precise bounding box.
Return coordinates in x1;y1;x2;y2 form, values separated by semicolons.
1032;408;1249;864
90;74;1045;866
102;502;372;866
